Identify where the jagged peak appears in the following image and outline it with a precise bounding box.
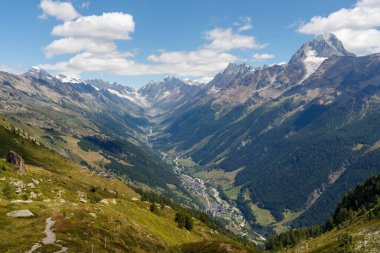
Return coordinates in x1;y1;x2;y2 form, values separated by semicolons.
26;66;48;75
223;62;253;76
291;33;354;64
24;66;53;80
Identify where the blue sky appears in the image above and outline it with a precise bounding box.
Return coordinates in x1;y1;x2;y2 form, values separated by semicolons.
2;0;379;88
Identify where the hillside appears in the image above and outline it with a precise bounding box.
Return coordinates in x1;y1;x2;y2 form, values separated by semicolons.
265;174;380;252
149;35;380;231
1;32;380;247
0;68;180;191
0;119;254;252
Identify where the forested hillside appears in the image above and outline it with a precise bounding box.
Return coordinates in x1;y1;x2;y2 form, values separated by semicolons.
265;174;380;252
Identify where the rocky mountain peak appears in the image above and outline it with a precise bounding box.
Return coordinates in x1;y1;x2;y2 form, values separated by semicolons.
24;66;52;80
290;33;354;64
223;63;253;76
288;33;355;82
139;76;188;94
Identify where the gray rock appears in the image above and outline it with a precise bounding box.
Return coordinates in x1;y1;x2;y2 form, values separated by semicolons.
7;209;34;218
5;150;26;174
27;183;35;189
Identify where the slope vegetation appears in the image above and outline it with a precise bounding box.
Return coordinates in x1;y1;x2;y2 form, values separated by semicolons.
0;119;253;252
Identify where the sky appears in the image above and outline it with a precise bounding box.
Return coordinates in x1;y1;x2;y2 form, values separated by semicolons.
1;0;379;88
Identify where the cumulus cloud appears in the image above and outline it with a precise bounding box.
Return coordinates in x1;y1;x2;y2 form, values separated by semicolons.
51;12;135;40
298;0;380;55
43;25;265;77
143;26;267;76
204;28;266;51
39;0;80;21
252;53;275;61
44;38;118;58
39;2;270;80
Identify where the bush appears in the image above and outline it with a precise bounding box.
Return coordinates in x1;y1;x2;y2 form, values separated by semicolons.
175;211;193;231
150;203;158;214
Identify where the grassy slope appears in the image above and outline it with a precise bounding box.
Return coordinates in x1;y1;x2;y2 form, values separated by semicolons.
0;120;253;253
278;218;380;253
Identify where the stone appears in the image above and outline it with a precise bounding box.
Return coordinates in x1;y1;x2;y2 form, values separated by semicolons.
5;151;26;174
11;200;33;204
7;209;34;218
30;192;38;199
100;199;109;205
27;183;35;189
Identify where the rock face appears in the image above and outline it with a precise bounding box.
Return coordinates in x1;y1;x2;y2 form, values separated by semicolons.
7;209;34;218
5;150;26;174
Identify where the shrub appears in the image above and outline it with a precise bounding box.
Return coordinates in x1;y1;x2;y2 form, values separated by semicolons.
150;203;158;214
175;211;193;231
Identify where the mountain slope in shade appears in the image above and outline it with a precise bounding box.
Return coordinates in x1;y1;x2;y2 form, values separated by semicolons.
266;174;380;252
152;33;354;152
1;32;379;241
149;34;380;230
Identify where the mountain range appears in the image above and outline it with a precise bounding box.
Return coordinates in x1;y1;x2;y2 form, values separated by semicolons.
1;33;380;250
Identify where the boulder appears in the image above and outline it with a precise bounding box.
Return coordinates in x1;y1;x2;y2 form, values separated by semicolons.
5;151;26;174
27;183;35;189
7;209;34;218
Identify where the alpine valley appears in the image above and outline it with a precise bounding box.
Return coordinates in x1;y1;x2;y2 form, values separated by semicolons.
1;33;380;252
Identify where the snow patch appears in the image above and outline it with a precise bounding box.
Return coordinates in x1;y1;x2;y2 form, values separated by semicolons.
160;90;171;99
301;49;327;82
55;74;82;84
207;85;221;94
108;89;150;107
91;85;100;91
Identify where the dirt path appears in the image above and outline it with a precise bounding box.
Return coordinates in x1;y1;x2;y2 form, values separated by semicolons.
26;217;68;253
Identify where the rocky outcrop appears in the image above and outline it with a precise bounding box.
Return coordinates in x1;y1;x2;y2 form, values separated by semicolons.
7;209;34;218
5;150;26;174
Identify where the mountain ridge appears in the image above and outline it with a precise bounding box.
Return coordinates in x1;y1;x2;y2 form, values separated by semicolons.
1;33;379;242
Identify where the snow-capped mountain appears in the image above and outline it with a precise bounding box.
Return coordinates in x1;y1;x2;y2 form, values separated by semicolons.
86;79;150;107
200;33;355;111
138;76;203;112
150;33;380;230
287;33;355;82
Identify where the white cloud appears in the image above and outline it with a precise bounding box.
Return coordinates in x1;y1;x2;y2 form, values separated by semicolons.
204;28;266;51
51;12;135;40
252;53;275;61
41;52;149;76
43;26;265;77
39;0;80;21
298;0;380;55
40;6;271;80
44;38;117;58
144;26;266;76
